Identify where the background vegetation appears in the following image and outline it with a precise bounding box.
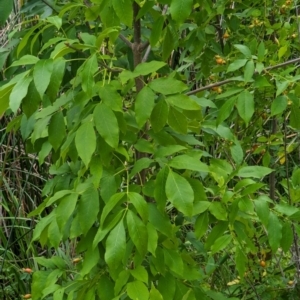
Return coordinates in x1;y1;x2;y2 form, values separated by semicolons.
1;0;300;299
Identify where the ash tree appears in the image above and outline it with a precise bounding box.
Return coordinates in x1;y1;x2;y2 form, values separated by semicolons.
1;0;300;299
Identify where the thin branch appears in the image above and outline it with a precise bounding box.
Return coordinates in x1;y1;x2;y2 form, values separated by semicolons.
186;78;234;95
142;46;151;63
186;57;300;95
119;34;133;49
265;56;300;71
41;0;59;14
99;62;122;73
141;40;150;52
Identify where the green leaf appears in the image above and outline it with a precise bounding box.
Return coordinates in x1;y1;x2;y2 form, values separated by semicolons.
162;26;176;61
170;0;193;24
154;145;186;158
81;246;100;276
211;234;232;253
0;84;13;115
48;111;66;151
216;97;236;125
135;86;156;128
47;219;62;249
149;77;187;95
134;61;166;76
9;77;32;113
105;219;126;269
150;16;164;47
94;103;119;148
276;80;289;97
33;59;54;99
150;99;169;132
230;142;244;165
209;202;227;221
46;190;72;207
235;246;247;278
169;155;209;173
290;105;300;130
93;210;123;247
78;186;99;235
81;53;98;98
278;45;287;59
47;58;65;102
129;157;153;178
237;166;273;178
147;222;158;256
227;59;247;73
100;193;126;227
205;221;228;250
127;281;149;300
236;90;254;125
128;192;148;223
56;193;78;232
10;55;39;67
166;170;194;216
149;284;163;300
130;265;148;283
127;210;148;257
0;0;13;25
195;212;209;239
166;94;200;110
280;222;293;253
271;96;287;116
90;155;103;187
216;88;244;99
98;86;122;112
244;60;255;82
257;42;265;61
112;0;133;27
168;107;187;134
148;203;173;237
20;114;34;140
234;44;252;58
267;212;282;252
97;276;114;300
154;166;169;211
46;16;62;30
75;121;96;166
193;201;211;215
38;142;51;165
164;248;184;275
158;273;176;300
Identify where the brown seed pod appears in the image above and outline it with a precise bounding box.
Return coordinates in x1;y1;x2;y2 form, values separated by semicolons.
260;260;266;267
216;58;224;65
22;268;33;274
223;32;230;39
72;257;82;264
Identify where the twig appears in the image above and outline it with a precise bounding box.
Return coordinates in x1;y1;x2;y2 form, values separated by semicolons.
186;57;300;95
141;40;150;52
186;79;235;95
119;34;133;49
142;45;151;63
265;57;300;71
41;0;59;14
99;62;122;73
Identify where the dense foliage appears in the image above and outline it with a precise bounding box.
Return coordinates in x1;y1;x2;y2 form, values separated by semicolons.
1;0;300;299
